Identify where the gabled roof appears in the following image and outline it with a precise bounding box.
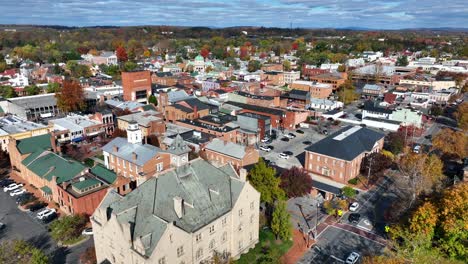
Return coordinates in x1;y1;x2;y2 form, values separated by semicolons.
16;134;51;154
102;138;162;166
22;151;86;184
363;101;393;114
305;126;385;161
102;159;244;257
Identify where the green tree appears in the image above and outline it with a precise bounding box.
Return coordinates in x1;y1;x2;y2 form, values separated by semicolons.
396;56;409;66
247;60;261;72
337;80;358;105
341;186;357;199
385;131;406;155
271;201;292;241
0;85;18;98
24;85;41;96
148;94;158;105
123;61;137;72
282;60;291;71
248;158;285;204
46;82;61;93
49;214;87;243
0;239;49;264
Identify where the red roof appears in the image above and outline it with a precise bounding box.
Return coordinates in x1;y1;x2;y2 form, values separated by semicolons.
0;69;16;77
383;93;397;104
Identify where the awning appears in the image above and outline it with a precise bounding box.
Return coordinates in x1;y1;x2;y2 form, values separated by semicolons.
40;186;52;195
312;180;341;195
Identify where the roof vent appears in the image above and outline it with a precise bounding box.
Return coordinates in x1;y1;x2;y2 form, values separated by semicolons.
79;177;85;182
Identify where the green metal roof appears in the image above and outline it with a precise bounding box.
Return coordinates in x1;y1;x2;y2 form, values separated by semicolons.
72;178;100;190
0;106;4;114
141;104;156;111
40;186;52;195
90;165;117;184
24;152;86;184
16;134;51;154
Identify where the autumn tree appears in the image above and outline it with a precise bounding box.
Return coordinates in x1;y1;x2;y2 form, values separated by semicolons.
111;128;127;138
360;152;393;184
271;201;292;241
337;80;358;105
247;60;261;72
385;131;406;155
116;46;128;62
397;152;444;207
200;48;210;59
279;166;312;198
282;60;291;71
454;102;468;131
432;128;467;159
248;158;285;204
55;80;85;113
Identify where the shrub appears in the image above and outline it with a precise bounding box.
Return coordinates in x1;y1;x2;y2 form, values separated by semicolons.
348;178;358;185
341;186;357;199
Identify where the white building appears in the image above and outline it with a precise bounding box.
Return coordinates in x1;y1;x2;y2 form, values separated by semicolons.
49;114;104;143
283;71;300;84
7;73;29;87
346;58;365;68
310;98;343;110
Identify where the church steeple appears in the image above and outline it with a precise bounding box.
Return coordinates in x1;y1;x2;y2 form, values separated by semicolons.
127;120;142;144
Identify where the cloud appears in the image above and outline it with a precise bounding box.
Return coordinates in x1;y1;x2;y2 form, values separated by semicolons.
0;0;466;29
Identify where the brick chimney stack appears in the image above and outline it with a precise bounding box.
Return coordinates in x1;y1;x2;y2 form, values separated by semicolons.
132;152;138;162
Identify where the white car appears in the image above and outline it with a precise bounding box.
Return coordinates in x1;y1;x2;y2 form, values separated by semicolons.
261;137;270;143
3;183;23;192
349;202;360;212
413;145;421;154
37;208;56;220
82;228;93;236
345;252;360;264
9;188;26;197
259;145;271;152
279;153;290;159
285;133;296;139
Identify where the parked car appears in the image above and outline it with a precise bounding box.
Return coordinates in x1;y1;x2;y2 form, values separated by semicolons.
413;145;421;154
17;194;37;205
296;129;304;134
267;145;274;151
348;213;361;224
261;137;270;143
37;208;56;220
82;228;93;236
345;252;360;264
26;202;48;212
3;183;23;192
349;202;360;212
41;212;57;224
280;137;290;142
303;141;312;145
259;145;271;152
283;151;293;156
286;133;296;139
10;188;27;197
279;153;290;159
0;179;14;187
0;222;5;230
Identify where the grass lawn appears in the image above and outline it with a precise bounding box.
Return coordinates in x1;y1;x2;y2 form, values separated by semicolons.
235;228;293;264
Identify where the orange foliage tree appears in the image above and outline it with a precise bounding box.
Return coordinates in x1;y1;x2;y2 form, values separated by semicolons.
55;80;85;113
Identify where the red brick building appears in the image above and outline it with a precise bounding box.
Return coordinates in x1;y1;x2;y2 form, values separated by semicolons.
202;138;259;170
122;71;152;103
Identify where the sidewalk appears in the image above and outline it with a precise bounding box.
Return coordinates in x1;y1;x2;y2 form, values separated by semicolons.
281;229;313;264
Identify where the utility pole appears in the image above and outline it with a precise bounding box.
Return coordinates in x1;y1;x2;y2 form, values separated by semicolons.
366;155;373;187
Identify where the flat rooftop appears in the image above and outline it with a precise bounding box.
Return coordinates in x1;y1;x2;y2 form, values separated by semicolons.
0;115;47;136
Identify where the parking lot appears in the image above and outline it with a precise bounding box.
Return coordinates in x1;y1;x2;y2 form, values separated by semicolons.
298;226;385;264
259;124;345;169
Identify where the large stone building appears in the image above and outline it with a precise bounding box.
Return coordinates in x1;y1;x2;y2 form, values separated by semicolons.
92;158;260;264
122;71;152;103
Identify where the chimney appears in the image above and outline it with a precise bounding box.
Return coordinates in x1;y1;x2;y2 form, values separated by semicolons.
132;152;138;161
239;168;247;182
173;196;184;218
193;105;198;119
113;145;119;152
49;132;59;153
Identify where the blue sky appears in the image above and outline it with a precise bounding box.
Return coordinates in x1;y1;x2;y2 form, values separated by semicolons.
1;0;467;29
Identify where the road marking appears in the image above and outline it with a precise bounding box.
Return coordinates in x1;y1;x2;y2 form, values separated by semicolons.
329;225;386;246
330;255;345;262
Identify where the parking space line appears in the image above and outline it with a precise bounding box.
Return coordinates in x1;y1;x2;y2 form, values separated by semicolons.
330;255;345;263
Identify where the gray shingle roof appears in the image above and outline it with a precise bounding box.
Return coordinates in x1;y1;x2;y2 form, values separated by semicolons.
102;137;162;166
102;159;242;257
205;138;246;159
305;126;385;161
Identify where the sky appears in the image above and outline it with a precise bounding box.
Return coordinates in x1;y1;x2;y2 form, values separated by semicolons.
0;0;467;29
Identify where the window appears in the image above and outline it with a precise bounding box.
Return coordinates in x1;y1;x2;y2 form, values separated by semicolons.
238;223;243;231
309;154;313;160
317;156;320;161
250;202;254;210
238;209;243;217
156;163;163;172
340;162;344;168
209;239;215;250
324;158;328;163
222;218;227;226
158;257;166;264
250;215;254;224
177;246;184;257
123;160;126;168
196;248;203;260
129;163;132;172
209;225;215;234
196;233;202;242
